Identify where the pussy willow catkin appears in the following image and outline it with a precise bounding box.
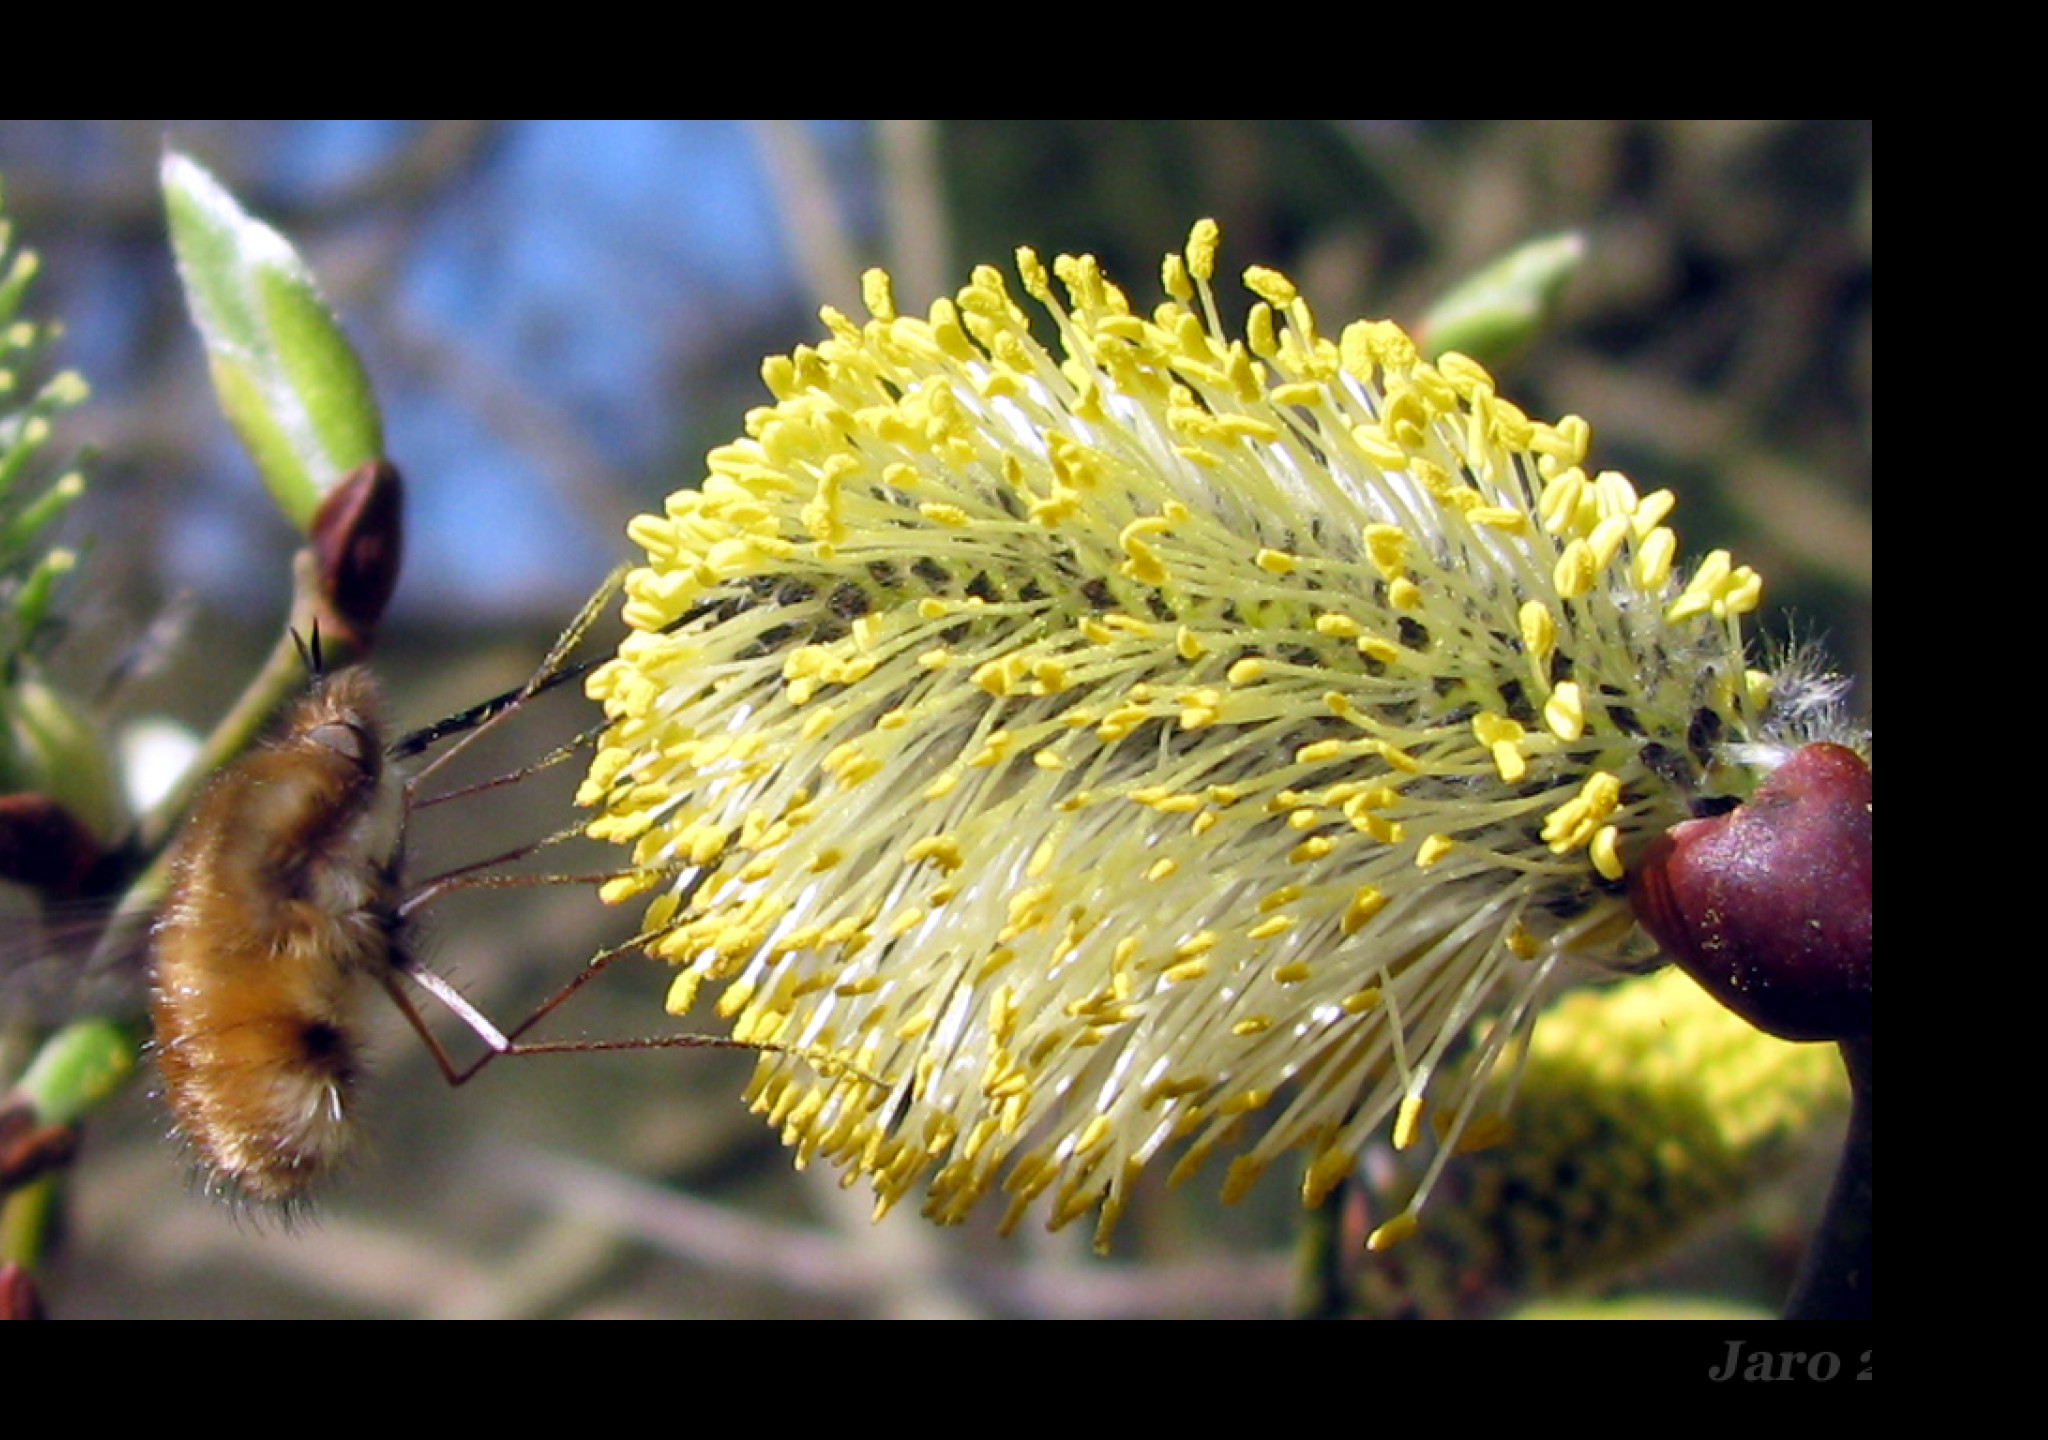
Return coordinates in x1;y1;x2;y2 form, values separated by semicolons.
581;221;1829;1248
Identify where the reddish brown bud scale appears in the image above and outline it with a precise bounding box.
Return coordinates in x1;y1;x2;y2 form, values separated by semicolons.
0;793;103;898
1629;742;1871;1042
1;1098;81;1195
1;1261;46;1321
310;459;405;650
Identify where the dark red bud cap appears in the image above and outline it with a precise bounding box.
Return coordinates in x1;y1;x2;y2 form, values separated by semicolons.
310;459;405;650
1630;742;1871;1042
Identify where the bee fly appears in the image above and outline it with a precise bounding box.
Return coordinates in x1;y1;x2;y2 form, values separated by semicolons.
150;661;396;1203
148;602;842;1209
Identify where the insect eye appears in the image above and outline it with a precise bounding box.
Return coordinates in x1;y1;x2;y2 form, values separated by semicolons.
306;722;375;767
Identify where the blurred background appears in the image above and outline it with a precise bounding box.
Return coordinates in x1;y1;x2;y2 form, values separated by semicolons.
1;120;1870;1318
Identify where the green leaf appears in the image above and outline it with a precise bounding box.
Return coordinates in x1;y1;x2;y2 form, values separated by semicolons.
1418;232;1586;368
162;151;383;531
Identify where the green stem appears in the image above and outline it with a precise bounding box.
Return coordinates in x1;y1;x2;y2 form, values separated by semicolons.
1290;1174;1351;1319
131;549;361;858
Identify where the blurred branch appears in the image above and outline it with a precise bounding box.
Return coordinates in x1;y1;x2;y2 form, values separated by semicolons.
876;120;950;308
750;120;863;315
492;1143;1293;1319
